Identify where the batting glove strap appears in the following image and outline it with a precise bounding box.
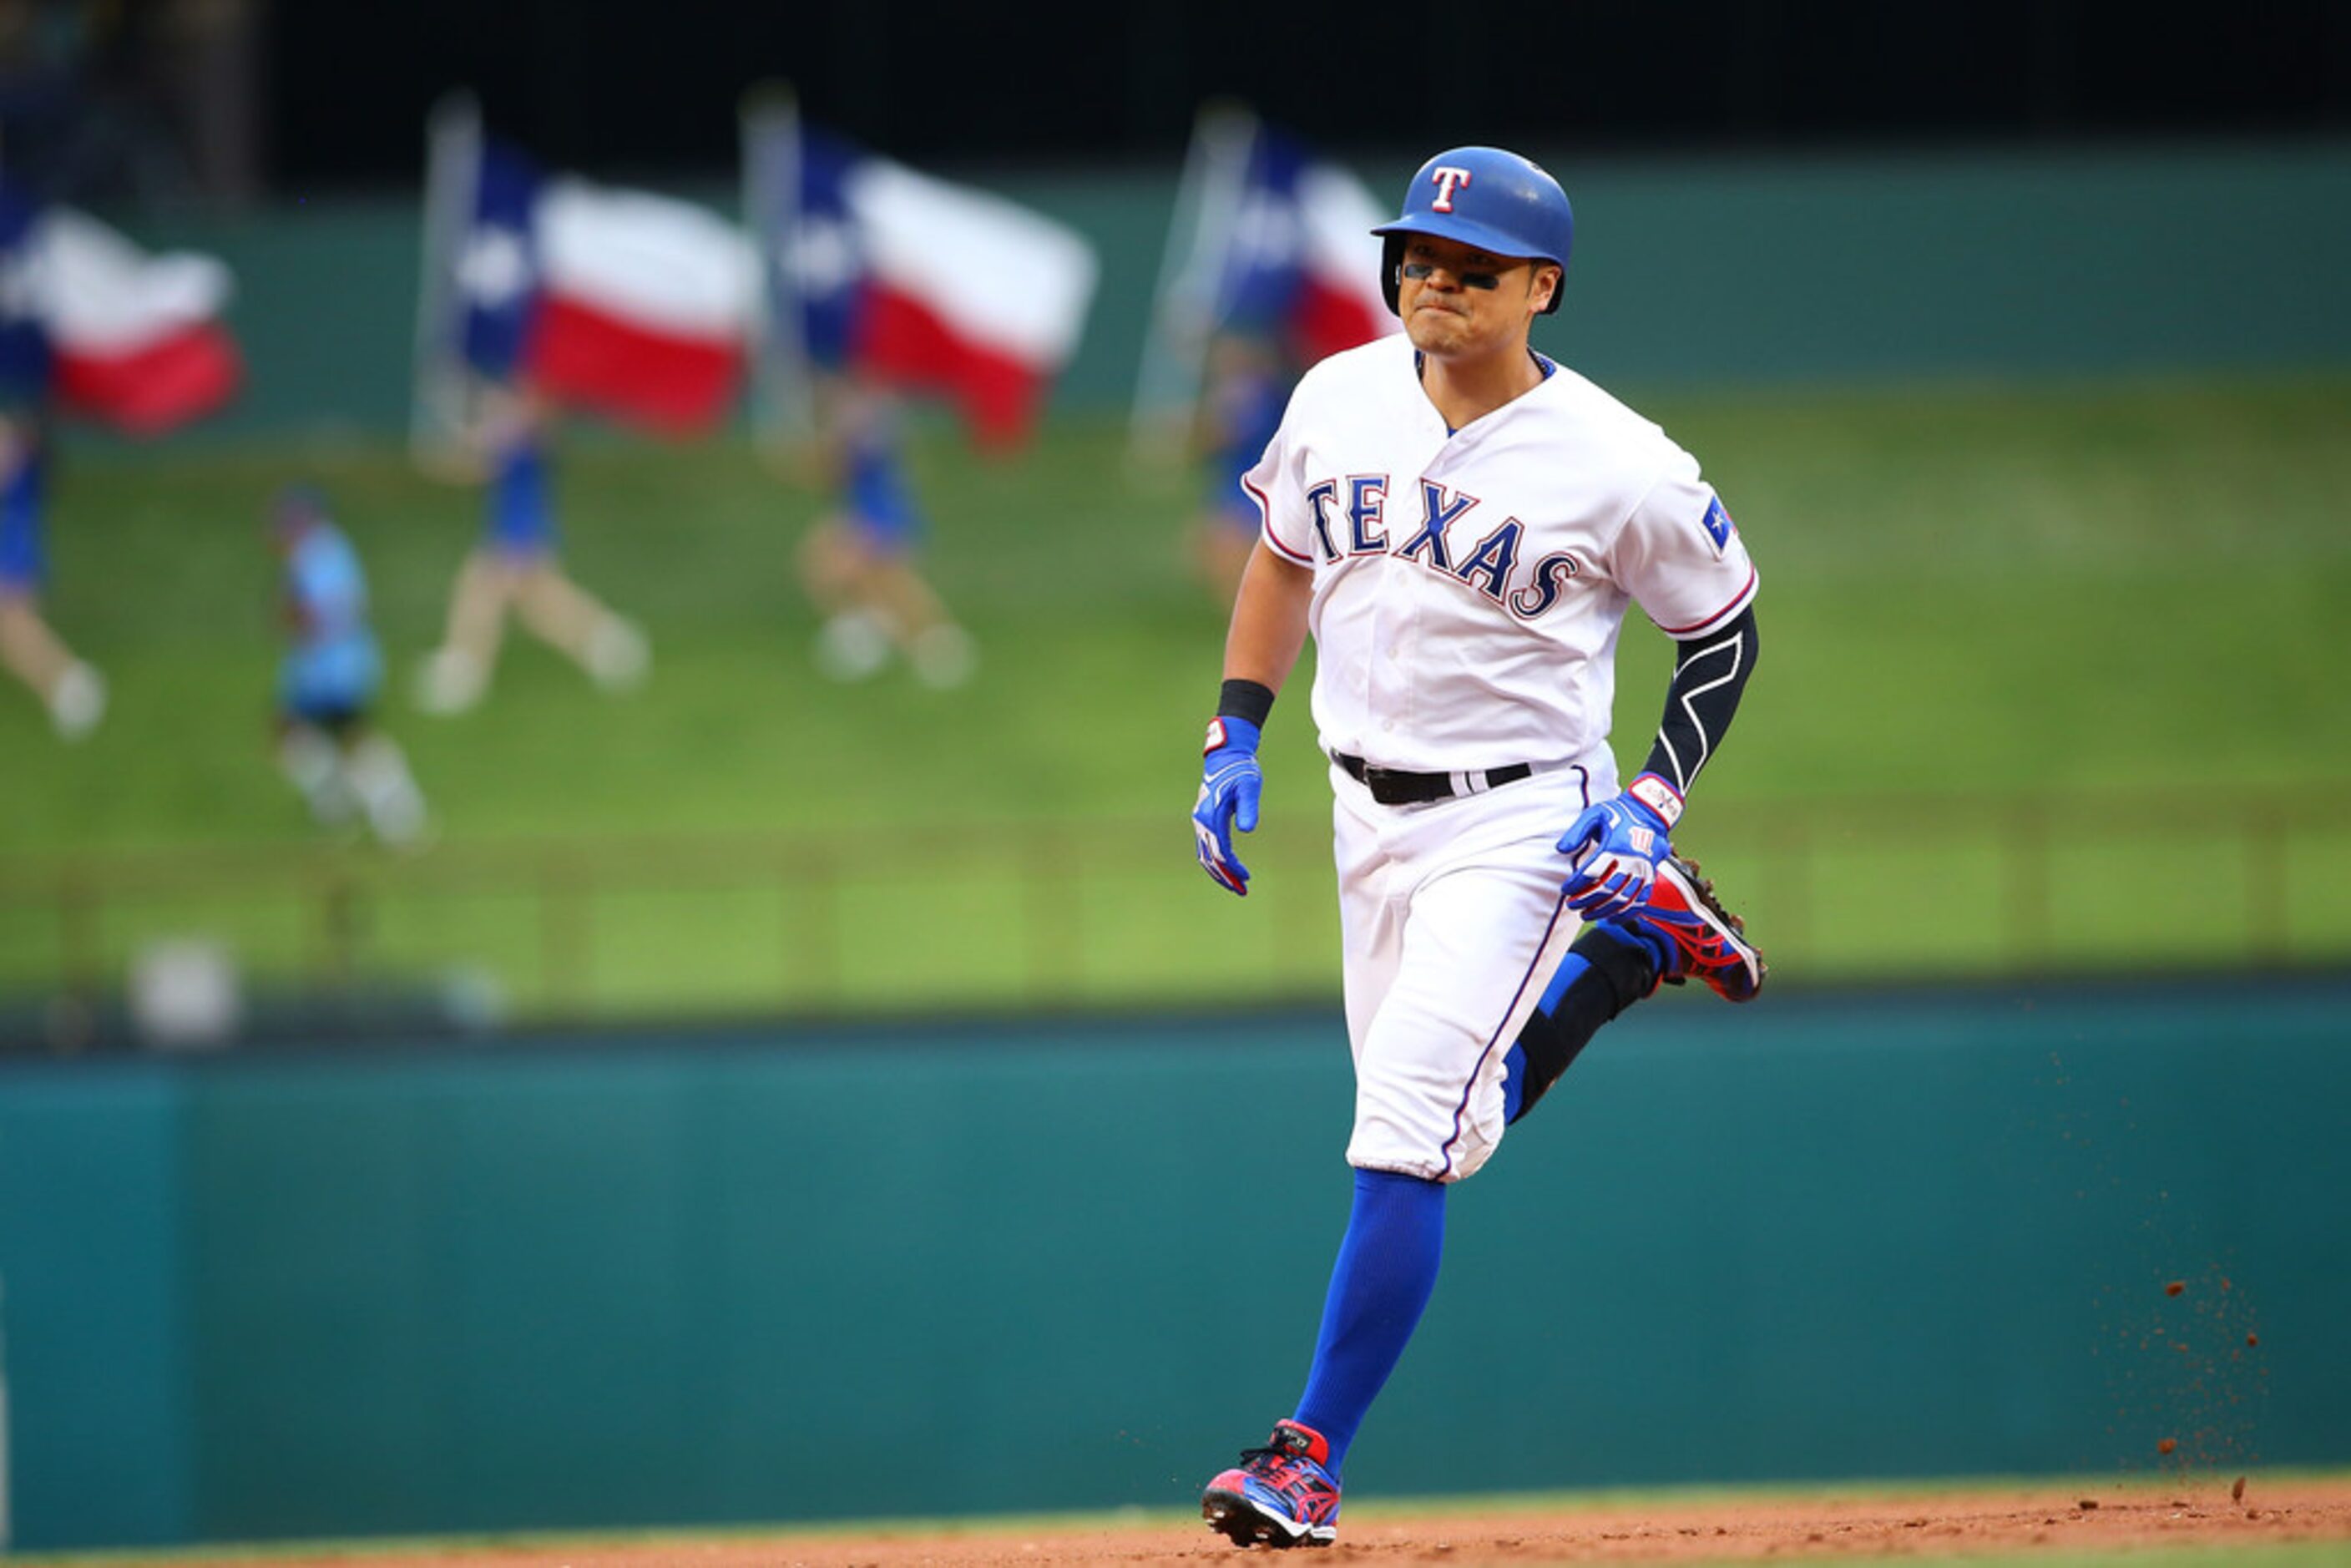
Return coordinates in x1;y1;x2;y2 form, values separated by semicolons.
1625;771;1685;828
1202;715;1261;757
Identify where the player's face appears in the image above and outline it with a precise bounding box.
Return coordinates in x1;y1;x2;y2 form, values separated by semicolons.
1398;235;1557;361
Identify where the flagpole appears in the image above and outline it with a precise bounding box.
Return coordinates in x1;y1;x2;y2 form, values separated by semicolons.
1127;99;1256;474
411;90;482;468
741;83;814;453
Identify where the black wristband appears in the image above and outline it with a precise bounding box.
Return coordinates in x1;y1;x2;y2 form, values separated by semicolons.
1217;678;1276;729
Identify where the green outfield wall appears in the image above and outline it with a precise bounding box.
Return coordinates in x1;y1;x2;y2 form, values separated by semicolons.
112;137;2351;446
1;980;2346;1550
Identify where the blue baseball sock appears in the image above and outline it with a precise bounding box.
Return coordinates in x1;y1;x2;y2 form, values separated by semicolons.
1292;1166;1446;1478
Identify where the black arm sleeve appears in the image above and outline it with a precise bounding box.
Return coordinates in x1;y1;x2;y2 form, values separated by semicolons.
1636;603;1758;796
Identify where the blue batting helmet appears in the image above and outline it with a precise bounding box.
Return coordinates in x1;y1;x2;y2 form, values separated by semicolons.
1372;147;1574;316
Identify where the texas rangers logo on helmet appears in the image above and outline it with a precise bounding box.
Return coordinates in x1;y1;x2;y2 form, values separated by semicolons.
1428;166;1474;213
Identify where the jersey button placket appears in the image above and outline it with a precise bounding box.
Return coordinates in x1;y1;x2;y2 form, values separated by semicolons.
1396;593;1425;744
1379;632;1402;735
1359;597;1388;728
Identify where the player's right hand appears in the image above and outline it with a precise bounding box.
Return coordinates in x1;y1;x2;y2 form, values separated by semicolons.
1193;716;1263;897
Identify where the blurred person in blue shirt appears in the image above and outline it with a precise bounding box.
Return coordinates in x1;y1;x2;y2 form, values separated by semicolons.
796;372;974;688
413;134;650;715
1188;331;1292;602
0;408;105;741
412;383;650;715
272;484;427;847
783;151;973;690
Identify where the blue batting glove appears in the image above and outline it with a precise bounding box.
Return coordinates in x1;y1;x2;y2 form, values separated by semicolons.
1556;775;1681;921
1193;716;1262;897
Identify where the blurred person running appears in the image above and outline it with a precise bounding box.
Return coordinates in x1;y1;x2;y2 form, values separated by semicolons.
272;484;427;847
749;111;1096;690
1188;331;1293;602
0;410;105;739
797;372;974;687
412;382;650;715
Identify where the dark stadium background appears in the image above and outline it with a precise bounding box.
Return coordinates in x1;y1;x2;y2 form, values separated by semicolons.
272;2;2351;175
11;1;2351;205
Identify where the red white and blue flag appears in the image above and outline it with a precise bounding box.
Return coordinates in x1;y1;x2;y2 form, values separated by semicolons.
743;105;1099;447
1130;107;1393;460
1211;120;1393;365
422;107;756;437
0;177;241;435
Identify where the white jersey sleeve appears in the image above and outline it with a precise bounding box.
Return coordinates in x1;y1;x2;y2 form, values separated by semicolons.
1240;407;1317;566
1607;452;1759;639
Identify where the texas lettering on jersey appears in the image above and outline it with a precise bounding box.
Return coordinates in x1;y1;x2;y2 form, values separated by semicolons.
1244;335;1757;771
1296;473;1583;620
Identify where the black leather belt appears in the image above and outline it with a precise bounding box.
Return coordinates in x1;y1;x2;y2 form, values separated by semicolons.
1333;751;1534;806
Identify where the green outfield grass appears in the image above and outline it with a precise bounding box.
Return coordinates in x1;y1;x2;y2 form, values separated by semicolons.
4;373;2348;1019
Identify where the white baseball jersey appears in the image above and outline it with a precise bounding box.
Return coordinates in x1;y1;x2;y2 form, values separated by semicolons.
1242;333;1758;1183
1244;332;1757;776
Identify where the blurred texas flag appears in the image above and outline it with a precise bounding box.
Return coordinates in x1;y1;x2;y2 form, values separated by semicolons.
416;99;757;437
0;178;242;435
1128;105;1393;463
1210;116;1393;366
741;99;1099;447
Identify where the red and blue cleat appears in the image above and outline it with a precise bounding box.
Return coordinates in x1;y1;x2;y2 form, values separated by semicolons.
1201;1419;1341;1548
1631;855;1767;1003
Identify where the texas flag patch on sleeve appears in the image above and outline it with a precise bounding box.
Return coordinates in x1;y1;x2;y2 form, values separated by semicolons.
1699;496;1737;557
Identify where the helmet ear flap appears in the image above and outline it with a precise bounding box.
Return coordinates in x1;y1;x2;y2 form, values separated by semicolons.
1381;234;1406;316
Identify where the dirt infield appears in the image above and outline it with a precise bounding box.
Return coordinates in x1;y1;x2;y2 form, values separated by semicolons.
235;1474;2351;1568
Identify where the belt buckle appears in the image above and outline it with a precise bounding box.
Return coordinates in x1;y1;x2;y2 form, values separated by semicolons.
1361;764;1421;805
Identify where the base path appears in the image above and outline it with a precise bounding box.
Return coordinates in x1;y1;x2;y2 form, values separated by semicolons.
191;1475;2351;1568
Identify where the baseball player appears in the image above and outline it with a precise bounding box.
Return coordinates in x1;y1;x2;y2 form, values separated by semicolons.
1190;146;1766;1549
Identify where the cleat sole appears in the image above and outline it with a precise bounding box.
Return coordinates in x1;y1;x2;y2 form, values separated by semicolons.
1202;1489;1335;1549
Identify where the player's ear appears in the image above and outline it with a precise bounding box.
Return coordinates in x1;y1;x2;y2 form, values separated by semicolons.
1530;264;1562;313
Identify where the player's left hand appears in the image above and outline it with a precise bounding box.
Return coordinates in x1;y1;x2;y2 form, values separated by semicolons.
1556;780;1677;921
1193;716;1262;897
